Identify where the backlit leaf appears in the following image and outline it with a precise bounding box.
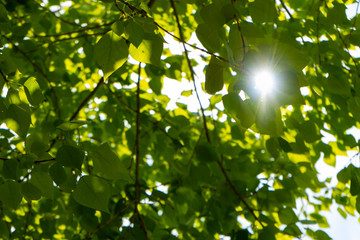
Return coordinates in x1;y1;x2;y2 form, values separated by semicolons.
5;104;31;138
94;31;129;80
129;33;163;65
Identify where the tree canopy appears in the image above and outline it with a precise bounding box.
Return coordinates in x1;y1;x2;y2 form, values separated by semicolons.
1;0;360;239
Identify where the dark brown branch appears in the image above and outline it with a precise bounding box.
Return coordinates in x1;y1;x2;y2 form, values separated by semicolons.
34;0;81;27
170;0;211;143
135;63;141;205
114;0;126;15
23;202;32;236
0;69;8;84
0;157;10;161
279;0;293;19
34;158;56;164
70;78;104;121
84;200;135;240
217;158;264;228
113;0;242;70
43;32;107;45
33;20;116;38
133;63;149;240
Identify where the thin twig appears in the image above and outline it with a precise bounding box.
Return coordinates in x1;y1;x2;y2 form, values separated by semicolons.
133;63;149;240
186;128;204;167
42;32;107;45
231;0;246;66
170;0;211;143
348;0;360;38
279;0;293;19
114;0;126;15
217;158;264;228
84;200;135;240
0;69;8;83
34;0;81;27
23;202;32;236
316;0;322;65
113;0;242;70
135;63;141;205
32;20;116;38
34;158;56;164
70;78;104;121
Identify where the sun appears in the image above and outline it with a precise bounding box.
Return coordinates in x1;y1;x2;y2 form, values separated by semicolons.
254;69;275;95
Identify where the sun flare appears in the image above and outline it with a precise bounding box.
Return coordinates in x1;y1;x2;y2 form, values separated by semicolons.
254;69;275;95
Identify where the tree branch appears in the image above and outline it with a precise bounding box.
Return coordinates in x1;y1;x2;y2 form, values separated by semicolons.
32;20;116;38
113;0;242;70
279;0;293;19
133;63;149;240
0;69;8;84
216;158;264;228
70;78;104;121
84;200;135;240
34;158;56;164
170;0;211;143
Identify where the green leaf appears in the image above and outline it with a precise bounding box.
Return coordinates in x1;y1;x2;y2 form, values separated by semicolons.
196;23;222;52
0;219;9;239
112;20;125;36
205;56;224;94
125;19;144;47
249;0;277;23
21;182;42;201
5;104;31;138
299;121;321;143
0;181;22;209
356;196;360;214
2;159;19;180
223;92;255;129
56;145;85;170
337;166;351;183
129;33;163;65
313;230;332;240
57;120;88;131
278;207;297;224
91;143;131;181
49;164;67;185
30;166;55;199
94;31;129;80
195;142;218;163
255;106;283;136
278;137;292;152
73;175;110;213
50;164;76;192
24;77;44;106
25;132;49;155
